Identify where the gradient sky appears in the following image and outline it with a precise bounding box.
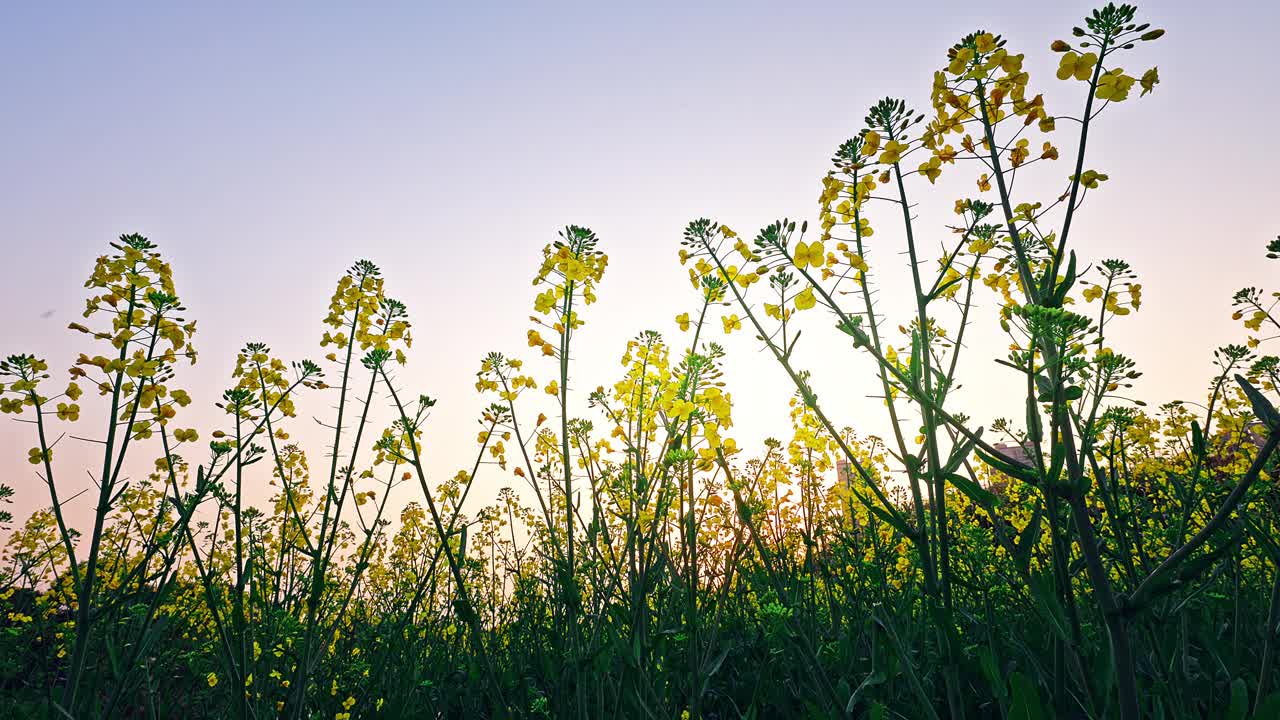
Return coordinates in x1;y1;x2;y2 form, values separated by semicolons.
2;1;1277;532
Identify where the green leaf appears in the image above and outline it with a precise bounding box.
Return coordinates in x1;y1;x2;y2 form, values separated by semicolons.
902;453;924;477
1050;250;1078;306
977;646;1006;702
1244;514;1280;564
1027;571;1071;643
909;330;923;385
703;644;731;677
947;473;998;509
1236;374;1279;430
1008;672;1047;720
942;428;982;476
868;503;915;539
1026;395;1044;443
1035;375;1053;402
837;317;870;347
1176;526;1245;594
1253;692;1280;720
1014;500;1044;572
630;631;642;667
976;446;1039;485
1136;524;1246;608
845;670;886;713
1191;420;1205;457
1045;441;1064;488
1225;676;1247;720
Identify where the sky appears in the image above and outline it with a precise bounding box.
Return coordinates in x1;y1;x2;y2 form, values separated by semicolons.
2;0;1277;535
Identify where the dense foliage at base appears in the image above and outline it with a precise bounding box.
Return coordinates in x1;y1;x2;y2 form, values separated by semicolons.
3;5;1279;719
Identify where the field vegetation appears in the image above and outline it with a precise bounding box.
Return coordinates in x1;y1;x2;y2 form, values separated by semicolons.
2;4;1279;718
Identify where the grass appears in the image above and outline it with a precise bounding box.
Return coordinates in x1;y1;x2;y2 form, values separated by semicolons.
2;4;1279;718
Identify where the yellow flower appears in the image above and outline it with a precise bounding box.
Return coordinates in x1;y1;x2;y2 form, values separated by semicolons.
207;672;219;688
793;240;825;270
948;47;975;75
55;402;80;421
1096;69;1136;102
343;696;356;710
854;218;873;238
545;380;559;396
675;313;691;332
533;288;558;314
1140;67;1159;97
670;399;696;420
918;156;942;183
861;131;881;157
1076;170;1109;189
1055;51;1097;81
27;447;49;465
1009;139;1030;167
795;287;817;311
733;270;759;288
879;140;909;165
722;315;742;334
